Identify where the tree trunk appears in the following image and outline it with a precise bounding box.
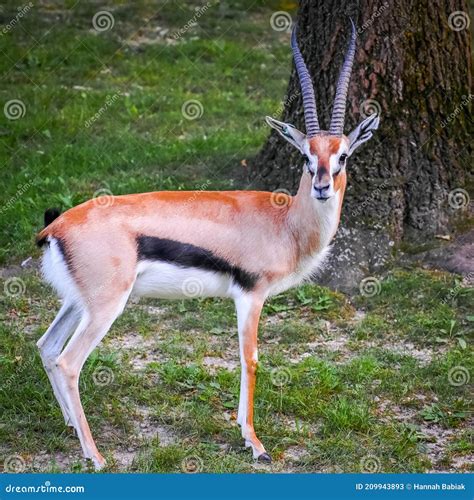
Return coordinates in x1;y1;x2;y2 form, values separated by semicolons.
250;0;473;290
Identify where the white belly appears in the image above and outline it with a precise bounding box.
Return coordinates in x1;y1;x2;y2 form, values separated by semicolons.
132;260;235;299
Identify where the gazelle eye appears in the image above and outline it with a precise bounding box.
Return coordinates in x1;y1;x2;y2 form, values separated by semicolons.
339;154;347;165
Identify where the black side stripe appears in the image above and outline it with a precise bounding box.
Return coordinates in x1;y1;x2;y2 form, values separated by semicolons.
136;236;259;291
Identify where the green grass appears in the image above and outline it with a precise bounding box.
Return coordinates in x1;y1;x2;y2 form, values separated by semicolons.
0;268;472;472
0;0;472;474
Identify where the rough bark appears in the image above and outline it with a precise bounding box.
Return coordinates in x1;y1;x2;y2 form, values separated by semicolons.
250;0;473;290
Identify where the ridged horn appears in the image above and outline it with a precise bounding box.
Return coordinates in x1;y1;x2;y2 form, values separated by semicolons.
291;25;320;138
329;19;357;135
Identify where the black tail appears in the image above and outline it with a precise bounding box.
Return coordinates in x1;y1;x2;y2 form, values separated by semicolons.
44;207;61;227
36;208;61;247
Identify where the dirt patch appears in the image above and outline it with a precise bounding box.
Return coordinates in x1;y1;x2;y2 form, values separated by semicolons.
381;341;441;366
107;331;167;371
284;445;310;462
202;356;238;373
123;26;171;50
375;398;472;471
134;406;176;445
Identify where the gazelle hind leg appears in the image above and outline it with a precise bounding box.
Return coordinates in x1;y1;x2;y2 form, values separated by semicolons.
54;290;131;469
235;294;270;462
37;302;81;425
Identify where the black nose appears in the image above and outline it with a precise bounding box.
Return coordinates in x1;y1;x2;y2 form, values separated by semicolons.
314;184;330;195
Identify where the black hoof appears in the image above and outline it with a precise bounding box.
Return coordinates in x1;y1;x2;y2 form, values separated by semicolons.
257;452;272;463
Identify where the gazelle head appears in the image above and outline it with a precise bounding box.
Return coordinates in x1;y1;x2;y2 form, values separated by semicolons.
266;20;380;202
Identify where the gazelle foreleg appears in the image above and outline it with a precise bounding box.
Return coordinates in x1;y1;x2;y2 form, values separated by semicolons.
235;294;271;462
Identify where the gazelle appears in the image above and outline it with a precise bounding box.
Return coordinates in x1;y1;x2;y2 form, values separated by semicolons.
36;21;379;469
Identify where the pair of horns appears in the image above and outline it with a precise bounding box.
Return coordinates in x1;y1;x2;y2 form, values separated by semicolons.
291;19;356;137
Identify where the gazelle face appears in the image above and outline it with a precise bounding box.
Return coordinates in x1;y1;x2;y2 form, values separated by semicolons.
265;20;380;204
265;114;380;202
305;135;348;201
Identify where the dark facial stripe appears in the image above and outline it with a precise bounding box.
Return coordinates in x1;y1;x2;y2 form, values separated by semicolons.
316;166;330;182
136;236;259;291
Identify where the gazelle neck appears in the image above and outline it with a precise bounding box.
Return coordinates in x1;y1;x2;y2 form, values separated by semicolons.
288;171;347;259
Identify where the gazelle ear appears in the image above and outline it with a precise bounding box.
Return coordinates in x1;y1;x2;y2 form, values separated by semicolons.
347;113;380;156
265;116;306;153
